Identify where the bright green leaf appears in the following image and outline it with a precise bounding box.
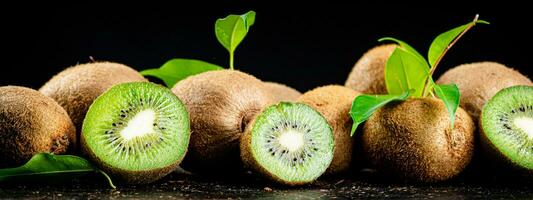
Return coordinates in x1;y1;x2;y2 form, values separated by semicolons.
215;11;256;70
215;11;255;52
140;59;223;88
0;153;115;189
379;37;429;69
349;91;410;136
428;19;489;67
385;47;430;97
434;83;461;128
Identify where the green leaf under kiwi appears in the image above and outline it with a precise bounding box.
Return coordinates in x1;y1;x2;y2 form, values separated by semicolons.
140;59;223;88
349;90;411;136
215;10;256;70
0;153;115;189
384;47;429;97
428;18;489;68
433;83;461;128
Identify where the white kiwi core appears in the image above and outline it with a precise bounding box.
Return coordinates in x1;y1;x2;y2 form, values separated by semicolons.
278;130;304;152
120;109;156;140
514;117;533;138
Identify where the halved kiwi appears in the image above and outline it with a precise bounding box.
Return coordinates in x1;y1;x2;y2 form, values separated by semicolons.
480;85;533;173
82;82;190;184
240;102;334;185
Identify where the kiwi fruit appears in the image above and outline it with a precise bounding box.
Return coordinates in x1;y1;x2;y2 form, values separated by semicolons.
362;98;475;182
81;82;190;184
345;44;396;94
480;85;532;174
298;85;359;175
0;86;75;167
437;62;532;119
39;62;147;134
240;102;334;185
171;70;273;172
264;82;302;102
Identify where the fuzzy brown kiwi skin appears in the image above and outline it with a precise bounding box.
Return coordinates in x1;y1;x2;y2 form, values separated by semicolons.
362;98;475;182
345;44;396;94
263;82;302;102
437;62;532;120
298;85;359;175
172;70;274;173
240;114;309;186
39;62;147;140
80;134;182;184
0;86;76;167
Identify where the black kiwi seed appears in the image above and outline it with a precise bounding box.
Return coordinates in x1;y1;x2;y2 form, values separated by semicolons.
112;123;117;127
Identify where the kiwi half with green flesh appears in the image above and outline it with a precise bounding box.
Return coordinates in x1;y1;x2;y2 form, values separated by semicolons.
480;85;533;173
0;86;75;167
264;82;302;102
241;102;334;185
171;70;273;173
345;44;396;94
298;85;359;175
40;62;147;136
82;82;190;184
437;62;532;120
362;98;475;182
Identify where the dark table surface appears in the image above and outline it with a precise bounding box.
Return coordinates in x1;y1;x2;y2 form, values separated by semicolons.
1;169;531;199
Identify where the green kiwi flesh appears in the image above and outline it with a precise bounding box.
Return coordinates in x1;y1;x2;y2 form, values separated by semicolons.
480;85;533;171
82;82;190;184
0;86;76;167
241;102;334;185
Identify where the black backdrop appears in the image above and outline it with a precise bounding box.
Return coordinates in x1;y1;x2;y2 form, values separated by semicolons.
1;4;531;92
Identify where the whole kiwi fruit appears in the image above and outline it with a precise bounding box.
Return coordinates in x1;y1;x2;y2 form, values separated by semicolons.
362;98;475;182
39;62;147;134
298;85;359;175
264;82;302;102
0;86;76;167
345;44;396;94
437;62;532;120
172;70;273;173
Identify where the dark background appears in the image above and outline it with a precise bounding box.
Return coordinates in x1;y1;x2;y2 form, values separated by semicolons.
1;4;531;92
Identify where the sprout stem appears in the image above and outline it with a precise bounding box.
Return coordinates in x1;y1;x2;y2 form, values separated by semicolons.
423;14;480;96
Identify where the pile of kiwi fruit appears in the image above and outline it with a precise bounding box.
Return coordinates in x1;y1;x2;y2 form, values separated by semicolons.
1;33;531;188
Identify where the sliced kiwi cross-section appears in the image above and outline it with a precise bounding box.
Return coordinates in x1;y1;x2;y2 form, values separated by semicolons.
481;85;533;171
241;102;334;185
82;82;190;184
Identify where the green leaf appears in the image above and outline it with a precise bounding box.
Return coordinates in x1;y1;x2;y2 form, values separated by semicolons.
349;90;410;136
215;10;256;70
385;47;430;97
140;59;223;88
433;83;461;128
428;19;489;67
0;153;115;189
379;37;429;69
